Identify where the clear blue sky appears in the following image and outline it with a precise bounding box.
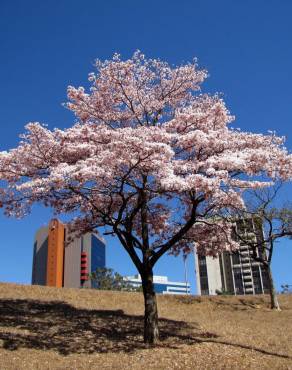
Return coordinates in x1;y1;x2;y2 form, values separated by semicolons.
0;0;291;294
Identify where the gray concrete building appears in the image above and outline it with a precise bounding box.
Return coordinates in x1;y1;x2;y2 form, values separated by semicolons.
195;218;270;295
32;225;49;286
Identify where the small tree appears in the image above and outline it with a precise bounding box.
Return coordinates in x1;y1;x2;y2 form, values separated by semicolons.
215;288;233;296
90;267;138;291
229;185;292;310
281;284;292;294
0;52;291;343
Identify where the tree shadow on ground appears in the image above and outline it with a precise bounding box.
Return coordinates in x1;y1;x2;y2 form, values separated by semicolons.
0;298;290;360
0;298;215;355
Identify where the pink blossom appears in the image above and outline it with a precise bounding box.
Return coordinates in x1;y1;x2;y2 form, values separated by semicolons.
0;52;291;260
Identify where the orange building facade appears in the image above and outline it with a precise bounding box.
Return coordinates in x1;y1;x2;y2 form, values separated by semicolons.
46;219;65;287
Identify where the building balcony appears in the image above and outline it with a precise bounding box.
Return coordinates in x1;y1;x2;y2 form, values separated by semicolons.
250;262;261;267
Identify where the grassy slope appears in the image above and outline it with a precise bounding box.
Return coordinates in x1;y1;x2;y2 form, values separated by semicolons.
0;282;291;370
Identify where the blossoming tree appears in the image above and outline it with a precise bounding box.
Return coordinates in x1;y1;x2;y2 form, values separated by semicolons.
0;52;291;343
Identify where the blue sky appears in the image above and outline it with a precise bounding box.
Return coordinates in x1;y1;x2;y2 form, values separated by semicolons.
0;0;291;293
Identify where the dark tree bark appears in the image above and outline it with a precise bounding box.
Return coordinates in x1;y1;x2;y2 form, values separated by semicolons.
266;264;280;310
113;182;202;344
141;269;159;344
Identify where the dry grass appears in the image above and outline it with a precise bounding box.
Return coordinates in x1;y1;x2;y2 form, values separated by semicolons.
0;282;291;369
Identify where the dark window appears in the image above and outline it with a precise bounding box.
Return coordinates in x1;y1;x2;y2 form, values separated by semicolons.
198;256;206;266
252;266;263;294
236;220;245;234
232;253;240;265
233;267;244;294
231;226;239;241
198;256;209;295
219;255;226;291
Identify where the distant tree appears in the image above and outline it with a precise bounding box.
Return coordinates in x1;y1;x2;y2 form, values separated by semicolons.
215;288;233;296
0;52;291;343
229;184;292;310
280;284;292;294
90;267;138;291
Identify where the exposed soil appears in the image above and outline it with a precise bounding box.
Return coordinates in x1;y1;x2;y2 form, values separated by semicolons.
0;282;291;369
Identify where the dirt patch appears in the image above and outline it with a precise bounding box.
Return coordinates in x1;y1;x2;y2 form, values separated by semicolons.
0;282;291;369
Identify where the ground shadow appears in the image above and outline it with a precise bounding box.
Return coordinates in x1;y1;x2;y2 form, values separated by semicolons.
0;298;290;360
0;298;214;355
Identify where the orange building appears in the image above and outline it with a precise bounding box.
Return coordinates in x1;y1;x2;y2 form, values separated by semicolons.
32;219;106;289
46;219;65;287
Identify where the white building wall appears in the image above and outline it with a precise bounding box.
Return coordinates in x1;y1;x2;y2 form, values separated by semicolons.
194;245;222;295
205;256;222;295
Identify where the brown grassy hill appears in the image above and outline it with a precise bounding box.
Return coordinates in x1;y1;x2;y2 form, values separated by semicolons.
0;282;291;370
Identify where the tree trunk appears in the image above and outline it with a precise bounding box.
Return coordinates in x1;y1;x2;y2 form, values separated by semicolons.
267;264;280;311
142;270;159;344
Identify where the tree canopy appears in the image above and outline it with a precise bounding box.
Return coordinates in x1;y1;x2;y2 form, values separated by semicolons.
0;51;291;342
0;52;290;266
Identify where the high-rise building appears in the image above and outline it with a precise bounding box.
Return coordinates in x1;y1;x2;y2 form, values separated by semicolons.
125;274;191;295
195;218;270;295
32;219;106;288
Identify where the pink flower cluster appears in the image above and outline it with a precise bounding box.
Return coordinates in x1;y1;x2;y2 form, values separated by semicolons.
0;51;291;256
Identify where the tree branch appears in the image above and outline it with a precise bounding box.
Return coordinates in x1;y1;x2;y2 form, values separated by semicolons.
150;197;202;267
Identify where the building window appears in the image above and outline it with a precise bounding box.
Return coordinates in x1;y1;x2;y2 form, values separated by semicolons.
198;256;209;294
233;267;244;294
198;256;207;266
232;253;240;265
252;266;263;294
